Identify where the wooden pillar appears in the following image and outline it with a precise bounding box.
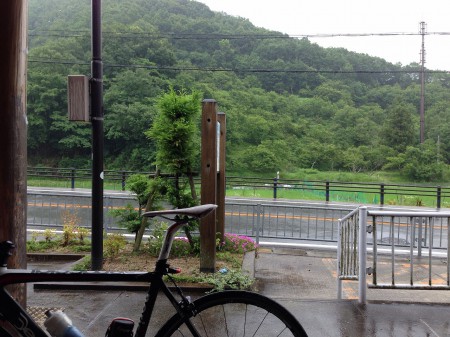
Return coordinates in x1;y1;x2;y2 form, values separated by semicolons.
200;99;218;272
0;0;28;304
216;112;226;243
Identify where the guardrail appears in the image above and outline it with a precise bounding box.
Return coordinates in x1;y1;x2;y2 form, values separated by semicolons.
226;201;353;244
27;167;151;191
338;206;450;303
27;189;138;232
26;190;354;243
28;166;450;207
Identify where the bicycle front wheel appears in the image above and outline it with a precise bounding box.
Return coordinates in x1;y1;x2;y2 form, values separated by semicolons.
155;290;308;337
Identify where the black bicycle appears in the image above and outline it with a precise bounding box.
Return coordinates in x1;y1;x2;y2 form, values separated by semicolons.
0;204;308;337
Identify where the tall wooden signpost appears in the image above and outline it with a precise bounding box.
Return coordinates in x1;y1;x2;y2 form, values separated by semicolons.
200;100;226;272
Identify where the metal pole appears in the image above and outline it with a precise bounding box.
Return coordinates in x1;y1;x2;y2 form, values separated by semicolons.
358;206;367;304
273;177;278;199
71;168;75;189
337;218;343;299
419;21;426;144
256;203;261;245
437;186;441;209
91;0;104;270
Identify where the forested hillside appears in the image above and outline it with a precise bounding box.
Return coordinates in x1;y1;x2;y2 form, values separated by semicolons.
27;0;450;181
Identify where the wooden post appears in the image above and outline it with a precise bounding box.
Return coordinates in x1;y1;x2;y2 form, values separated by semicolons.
0;0;28;305
216;112;226;244
200;99;218;272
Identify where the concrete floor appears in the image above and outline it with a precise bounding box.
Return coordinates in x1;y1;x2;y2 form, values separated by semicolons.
26;247;450;337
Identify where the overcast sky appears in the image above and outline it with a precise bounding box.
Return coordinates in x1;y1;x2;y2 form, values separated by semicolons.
197;0;450;71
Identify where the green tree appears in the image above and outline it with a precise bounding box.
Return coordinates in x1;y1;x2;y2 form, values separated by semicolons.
382;101;417;153
384;141;445;182
146;89;201;246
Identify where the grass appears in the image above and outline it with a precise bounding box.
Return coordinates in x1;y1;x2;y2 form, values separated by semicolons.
28;177;124;191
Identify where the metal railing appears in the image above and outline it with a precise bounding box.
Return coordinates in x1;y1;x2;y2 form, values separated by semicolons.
27;189;138;233
337;208;359;299
28;166;450;207
225;201;353;244
27;167;154;191
338;206;450;303
27;190;355;243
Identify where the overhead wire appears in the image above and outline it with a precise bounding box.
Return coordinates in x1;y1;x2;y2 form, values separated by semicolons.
28;59;450;74
27;29;450;74
28;29;450;39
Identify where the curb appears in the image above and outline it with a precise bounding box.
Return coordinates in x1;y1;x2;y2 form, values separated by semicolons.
29;251;256;293
33;282;213;293
28;253;86;262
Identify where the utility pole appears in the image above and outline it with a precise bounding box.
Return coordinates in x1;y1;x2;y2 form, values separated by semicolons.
419;21;426;144
91;0;104;270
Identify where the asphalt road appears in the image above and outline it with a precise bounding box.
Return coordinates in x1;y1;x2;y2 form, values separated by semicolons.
26;187;450;249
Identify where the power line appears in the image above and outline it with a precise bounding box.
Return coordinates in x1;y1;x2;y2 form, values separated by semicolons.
29;58;450;74
28;29;450;40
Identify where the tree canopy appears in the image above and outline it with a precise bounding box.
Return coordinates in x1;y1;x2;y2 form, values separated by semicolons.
27;0;450;181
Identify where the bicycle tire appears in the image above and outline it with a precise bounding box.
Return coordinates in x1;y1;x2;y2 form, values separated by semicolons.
155;290;308;337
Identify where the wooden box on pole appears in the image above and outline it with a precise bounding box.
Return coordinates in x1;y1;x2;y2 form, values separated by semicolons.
68;75;90;122
200;99;218;272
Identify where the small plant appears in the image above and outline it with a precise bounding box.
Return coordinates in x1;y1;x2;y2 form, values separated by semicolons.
104;233;127;259
61;211;81;246
75;227;90;244
415;197;425;207
43;229;57;242
403;196;425;207
27;230;59;252
72;256;91;271
62;224;77;246
216;251;242;269
203;269;253;292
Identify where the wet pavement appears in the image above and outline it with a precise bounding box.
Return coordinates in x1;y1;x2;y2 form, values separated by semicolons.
27;247;450;337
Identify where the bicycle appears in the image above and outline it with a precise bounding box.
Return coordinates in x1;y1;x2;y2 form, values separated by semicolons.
0;204;308;337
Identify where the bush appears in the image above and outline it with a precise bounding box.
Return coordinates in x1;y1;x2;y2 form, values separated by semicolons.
43;229;57;242
148;230;257;257
218;234;257;254
171;237;192;257
109;204;141;234
27;239;59;252
61;211;90;246
104;233;127;258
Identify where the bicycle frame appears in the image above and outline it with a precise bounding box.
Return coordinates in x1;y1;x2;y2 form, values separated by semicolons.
0;204;218;337
0;264;187;337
